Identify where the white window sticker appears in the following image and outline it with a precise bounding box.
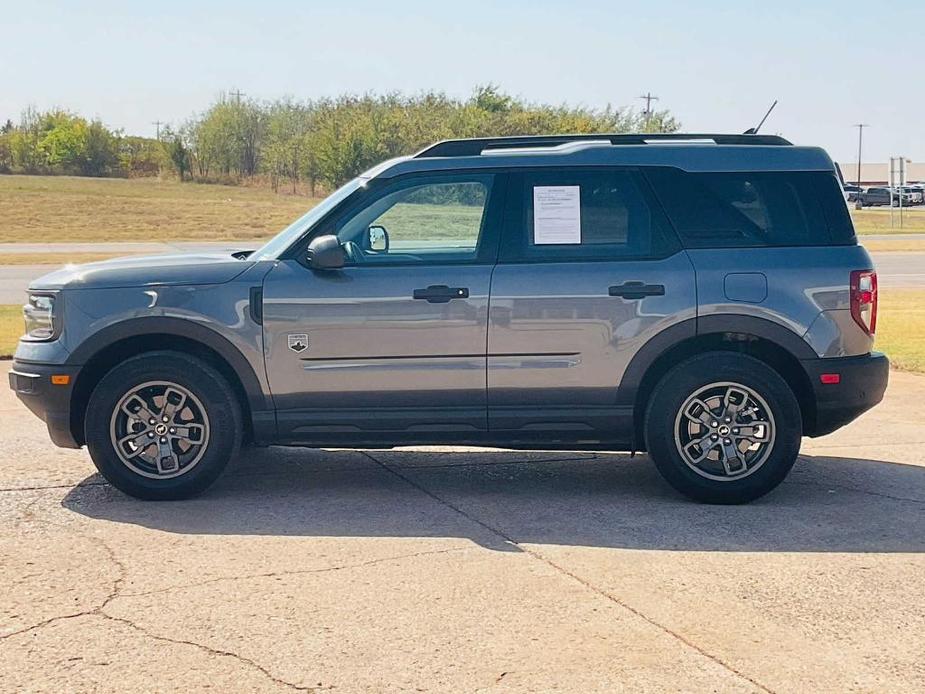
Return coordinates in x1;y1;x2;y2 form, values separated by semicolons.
533;185;581;244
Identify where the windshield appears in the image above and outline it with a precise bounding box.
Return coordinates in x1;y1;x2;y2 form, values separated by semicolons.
250;177;365;261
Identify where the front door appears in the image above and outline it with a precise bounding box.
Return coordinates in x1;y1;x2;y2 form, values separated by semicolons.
262;173;504;441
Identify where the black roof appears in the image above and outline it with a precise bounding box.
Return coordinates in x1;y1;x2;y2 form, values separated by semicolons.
415;133;792;158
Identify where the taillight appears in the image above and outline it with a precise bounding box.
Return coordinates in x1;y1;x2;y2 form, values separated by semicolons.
850;270;878;335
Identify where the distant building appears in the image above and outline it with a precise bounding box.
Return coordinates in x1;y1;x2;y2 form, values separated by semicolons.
836;162;925;186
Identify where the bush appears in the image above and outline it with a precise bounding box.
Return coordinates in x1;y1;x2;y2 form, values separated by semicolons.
2;86;680;188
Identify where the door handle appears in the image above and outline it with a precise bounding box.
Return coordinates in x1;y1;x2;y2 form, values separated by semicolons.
413;285;470;303
608;282;665;299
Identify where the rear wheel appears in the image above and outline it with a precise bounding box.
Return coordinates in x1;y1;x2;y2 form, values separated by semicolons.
644;352;801;504
85;351;242;500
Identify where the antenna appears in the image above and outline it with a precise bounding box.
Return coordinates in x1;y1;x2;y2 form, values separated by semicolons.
744;100;778;135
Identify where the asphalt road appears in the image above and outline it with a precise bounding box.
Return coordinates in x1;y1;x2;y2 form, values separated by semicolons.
0;245;922;303
2;362;924;691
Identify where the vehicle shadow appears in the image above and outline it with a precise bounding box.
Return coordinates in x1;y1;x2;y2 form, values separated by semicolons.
62;447;925;553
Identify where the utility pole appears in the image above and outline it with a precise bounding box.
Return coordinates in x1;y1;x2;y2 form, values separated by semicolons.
638;92;659;131
853;123;868;187
230;89;246;104
152;120;162;140
853;124;868;210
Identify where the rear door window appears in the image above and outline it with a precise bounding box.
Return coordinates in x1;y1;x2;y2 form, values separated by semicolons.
645;168;854;247
501;169;679;262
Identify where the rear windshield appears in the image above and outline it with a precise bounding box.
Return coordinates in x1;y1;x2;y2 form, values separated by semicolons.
645;168;856;247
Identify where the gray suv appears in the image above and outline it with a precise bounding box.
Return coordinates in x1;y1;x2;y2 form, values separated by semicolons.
10;133;889;503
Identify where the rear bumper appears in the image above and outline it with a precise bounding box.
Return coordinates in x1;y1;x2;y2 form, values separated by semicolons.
802;352;889;436
8;361;82;448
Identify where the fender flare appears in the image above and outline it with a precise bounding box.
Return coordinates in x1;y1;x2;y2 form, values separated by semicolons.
67;316;271;413
616;314;816;408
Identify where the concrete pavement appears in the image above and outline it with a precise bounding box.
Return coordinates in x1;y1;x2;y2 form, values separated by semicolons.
0;266;49;305
0;243;256;303
0;241;257;255
868;251;925;288
1;362;924;692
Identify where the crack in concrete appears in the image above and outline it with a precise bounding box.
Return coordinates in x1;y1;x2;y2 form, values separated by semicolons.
804;441;925;450
0;454;600;492
795;457;925;504
98;612;317;692
383;454;601;471
116;546;471;599
790;479;925;505
359;450;776;694
3;495;316;692
0;480;107;493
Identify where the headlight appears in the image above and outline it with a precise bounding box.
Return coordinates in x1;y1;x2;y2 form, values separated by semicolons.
23;293;59;341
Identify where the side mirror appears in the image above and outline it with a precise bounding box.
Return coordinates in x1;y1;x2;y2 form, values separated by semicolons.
367;225;390;252
306;235;346;270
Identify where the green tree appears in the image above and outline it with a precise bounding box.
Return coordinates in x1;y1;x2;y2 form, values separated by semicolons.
0;88;681;185
0;132;11;172
119;136;164;177
80;119;121;176
262;99;312;192
161;126;191;181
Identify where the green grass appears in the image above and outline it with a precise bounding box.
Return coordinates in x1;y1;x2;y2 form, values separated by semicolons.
0;175;485;246
861;238;925;253
850;208;925;235
377;202;484;241
1;174;924;246
0;252;152;265
0;174;320;243
2;290;923;369
0;306;22;358
876;290;925;373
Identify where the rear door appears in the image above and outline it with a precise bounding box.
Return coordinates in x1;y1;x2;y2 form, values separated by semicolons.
487;168;696;442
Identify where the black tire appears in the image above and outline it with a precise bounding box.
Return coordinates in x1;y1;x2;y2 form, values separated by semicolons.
84;351;242;500
644;352;801;504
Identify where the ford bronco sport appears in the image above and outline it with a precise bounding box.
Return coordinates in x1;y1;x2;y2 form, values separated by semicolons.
10;133;889;503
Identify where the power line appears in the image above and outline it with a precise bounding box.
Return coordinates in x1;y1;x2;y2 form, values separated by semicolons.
637;92;659;130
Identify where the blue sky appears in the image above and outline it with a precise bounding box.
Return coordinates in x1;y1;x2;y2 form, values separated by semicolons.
1;0;922;164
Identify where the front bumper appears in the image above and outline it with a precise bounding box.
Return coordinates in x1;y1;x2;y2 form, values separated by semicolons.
801;352;889;436
9;360;82;448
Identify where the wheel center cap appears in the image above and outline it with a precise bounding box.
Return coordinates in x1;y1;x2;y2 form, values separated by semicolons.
718;424;731;436
154;423;168;436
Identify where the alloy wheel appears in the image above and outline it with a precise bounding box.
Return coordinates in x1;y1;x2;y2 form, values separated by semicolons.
109;380;211;479
673;381;776;481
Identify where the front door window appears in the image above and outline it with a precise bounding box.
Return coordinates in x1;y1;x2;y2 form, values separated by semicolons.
335;176;493;265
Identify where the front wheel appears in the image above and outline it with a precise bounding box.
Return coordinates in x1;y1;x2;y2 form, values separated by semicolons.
85;351;242;500
644;352;802;504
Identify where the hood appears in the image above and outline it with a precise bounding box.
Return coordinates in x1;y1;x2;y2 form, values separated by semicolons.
28;252;255;291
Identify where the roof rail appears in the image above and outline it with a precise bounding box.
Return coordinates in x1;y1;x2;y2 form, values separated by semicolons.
414;133;792;158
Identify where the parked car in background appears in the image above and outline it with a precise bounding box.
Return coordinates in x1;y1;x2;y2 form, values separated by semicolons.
859;187;892;206
897;186;924;205
843;184;862;203
859;187;913;207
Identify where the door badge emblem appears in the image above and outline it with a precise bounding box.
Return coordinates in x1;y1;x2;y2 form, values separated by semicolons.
287;334;309;353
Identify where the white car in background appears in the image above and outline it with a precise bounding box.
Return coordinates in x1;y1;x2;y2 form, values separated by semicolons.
904;184;925;205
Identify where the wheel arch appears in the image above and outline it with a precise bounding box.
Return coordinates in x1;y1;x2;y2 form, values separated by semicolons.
68;318;272;446
620;316;817;450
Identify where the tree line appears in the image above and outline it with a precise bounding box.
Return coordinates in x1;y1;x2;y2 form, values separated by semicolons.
0;86;679;194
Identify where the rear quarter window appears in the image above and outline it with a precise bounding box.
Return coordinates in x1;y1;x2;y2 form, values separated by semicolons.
644;168;856;247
